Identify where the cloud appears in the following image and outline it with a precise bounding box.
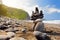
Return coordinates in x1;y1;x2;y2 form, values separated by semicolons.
44;5;60;14
0;0;2;4
47;8;60;13
2;0;60;16
43;20;60;24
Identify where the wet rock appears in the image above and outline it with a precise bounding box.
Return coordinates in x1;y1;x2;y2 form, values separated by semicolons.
0;25;8;30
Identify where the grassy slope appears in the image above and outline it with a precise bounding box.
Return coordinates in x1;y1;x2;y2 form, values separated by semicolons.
0;4;28;20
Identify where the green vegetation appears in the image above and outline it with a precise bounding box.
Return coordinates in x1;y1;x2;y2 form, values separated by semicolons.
0;4;28;20
0;4;8;16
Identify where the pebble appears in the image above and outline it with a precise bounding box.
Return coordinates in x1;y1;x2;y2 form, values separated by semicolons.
35;19;43;22
21;28;27;33
0;35;8;39
9;37;26;40
33;31;42;36
7;32;15;38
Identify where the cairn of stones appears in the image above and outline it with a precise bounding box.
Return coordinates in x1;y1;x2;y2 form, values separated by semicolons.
30;7;45;31
31;7;44;21
30;7;51;40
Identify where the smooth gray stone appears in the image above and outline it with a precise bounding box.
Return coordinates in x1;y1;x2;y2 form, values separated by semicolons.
7;32;15;38
33;31;42;36
34;22;45;32
9;37;26;40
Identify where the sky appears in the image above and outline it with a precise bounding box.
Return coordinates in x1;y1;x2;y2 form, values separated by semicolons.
2;0;60;20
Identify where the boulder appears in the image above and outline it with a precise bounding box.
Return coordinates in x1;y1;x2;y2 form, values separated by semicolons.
34;22;45;32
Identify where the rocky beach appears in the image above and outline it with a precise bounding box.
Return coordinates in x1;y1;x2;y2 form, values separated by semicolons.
0;16;60;40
